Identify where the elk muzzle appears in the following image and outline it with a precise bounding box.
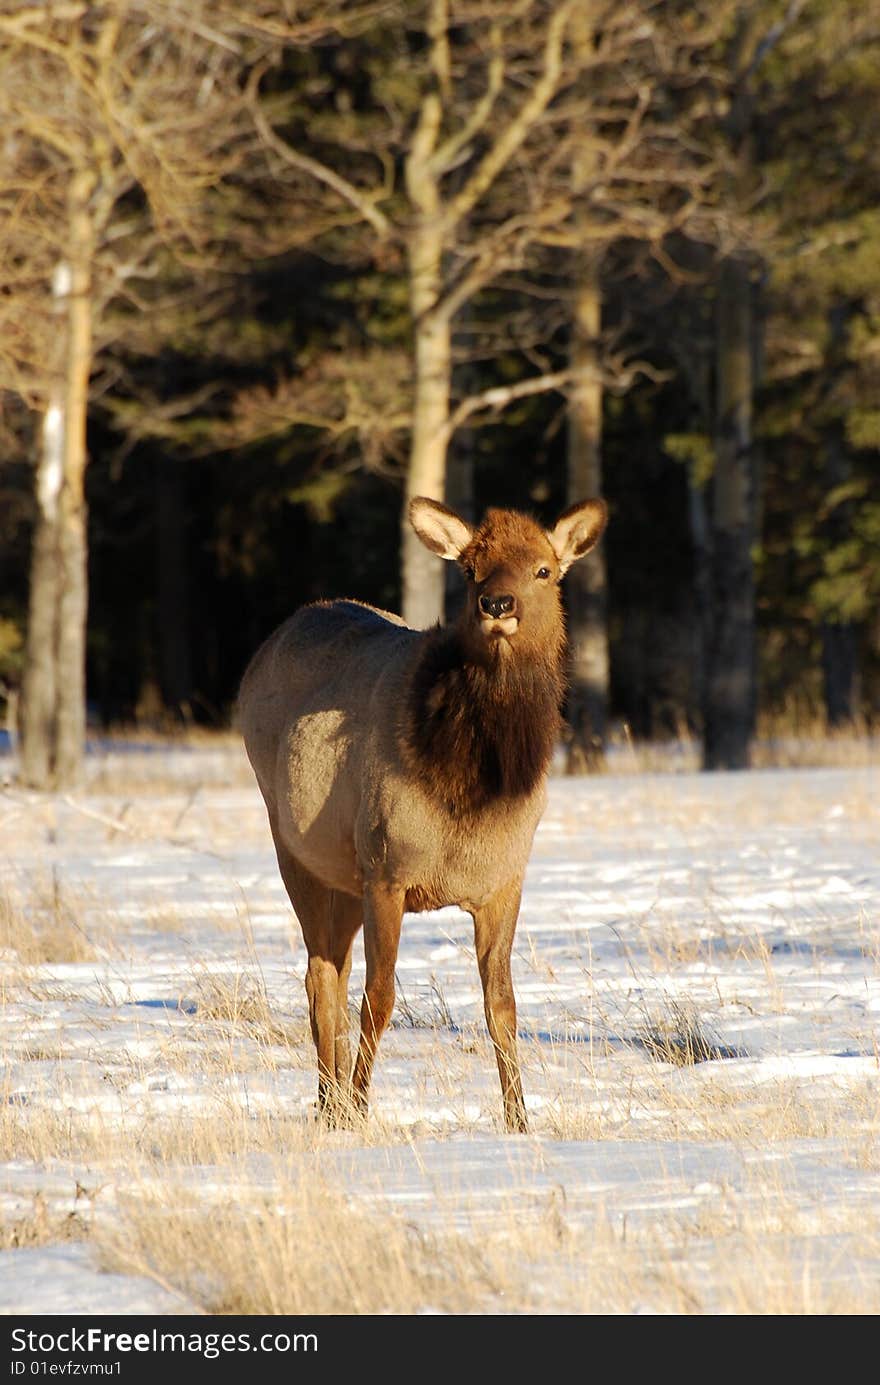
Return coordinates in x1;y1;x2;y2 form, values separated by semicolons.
478;591;519;637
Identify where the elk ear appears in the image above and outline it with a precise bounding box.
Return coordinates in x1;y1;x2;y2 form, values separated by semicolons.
549;499;608;575
409;496;474;561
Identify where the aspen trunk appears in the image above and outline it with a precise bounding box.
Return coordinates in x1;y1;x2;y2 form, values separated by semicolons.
18;170;95;789
444;435;475;621
565;249;608;772
402;221;451;629
704;254;756;770
564;7;608;772
53;172;94;786
19;378;64;788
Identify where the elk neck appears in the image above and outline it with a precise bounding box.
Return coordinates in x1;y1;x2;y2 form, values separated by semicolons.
403;617;566;814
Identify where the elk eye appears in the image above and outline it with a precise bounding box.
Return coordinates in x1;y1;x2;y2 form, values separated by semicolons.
536;566;551;580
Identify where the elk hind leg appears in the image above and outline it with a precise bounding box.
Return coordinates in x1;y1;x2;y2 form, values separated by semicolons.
270;830;345;1120
327;889;361;1124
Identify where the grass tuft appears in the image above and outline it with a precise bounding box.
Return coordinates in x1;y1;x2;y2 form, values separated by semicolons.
189;969;304;1047
0;1196;87;1251
635;999;738;1067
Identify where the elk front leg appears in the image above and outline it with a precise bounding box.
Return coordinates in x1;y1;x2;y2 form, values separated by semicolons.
350;880;404;1120
472;878;528;1133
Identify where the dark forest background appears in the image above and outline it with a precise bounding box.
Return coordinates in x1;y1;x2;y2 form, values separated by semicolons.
1;1;878;786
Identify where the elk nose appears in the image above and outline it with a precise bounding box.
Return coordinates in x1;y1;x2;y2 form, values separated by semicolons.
479;593;516;619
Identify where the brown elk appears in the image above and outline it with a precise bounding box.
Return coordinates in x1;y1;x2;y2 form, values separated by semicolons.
238;495;607;1131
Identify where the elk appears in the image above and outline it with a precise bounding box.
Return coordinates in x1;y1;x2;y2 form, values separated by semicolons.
238;496;607;1131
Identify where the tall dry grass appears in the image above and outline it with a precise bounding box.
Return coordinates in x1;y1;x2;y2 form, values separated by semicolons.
94;1158;880;1315
595;710;878;774
101;1180;509;1316
0;873;101;964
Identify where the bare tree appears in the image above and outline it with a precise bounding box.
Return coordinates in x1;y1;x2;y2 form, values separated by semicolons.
398;1;589;626
253;1;729;635
253;2;600;626
545;2;726;768
0;0;320;786
703;0;807;770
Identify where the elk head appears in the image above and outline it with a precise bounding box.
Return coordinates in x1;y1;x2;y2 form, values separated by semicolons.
409;496;608;658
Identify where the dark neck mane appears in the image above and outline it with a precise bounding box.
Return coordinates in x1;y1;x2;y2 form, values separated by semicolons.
405;629;564;813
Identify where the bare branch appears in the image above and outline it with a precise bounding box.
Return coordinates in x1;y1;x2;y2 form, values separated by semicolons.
0;4;86;34
436;196;573;322
250;84;392;239
444;347;672;442
405;91;443;215
428;0;452;98
441;0;576;235
443;369;579;441
428;22;504;176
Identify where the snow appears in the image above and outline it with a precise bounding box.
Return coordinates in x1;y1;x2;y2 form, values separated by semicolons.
0;1243;194;1316
1;749;879;1313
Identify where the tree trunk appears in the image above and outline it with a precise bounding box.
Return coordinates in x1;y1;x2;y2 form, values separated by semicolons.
444;433;474;622
821;622;857;727
53;170;95;787
704;254;756;770
687;456;712;729
402;221;451;628
157;456;193;716
18;169;95;790
564;8;608;773
820;421;857;727
19;373;64;788
565;248;608;772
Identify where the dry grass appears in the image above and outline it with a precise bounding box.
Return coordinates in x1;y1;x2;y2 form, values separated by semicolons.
82;738;255;795
598;713;878;774
93;1162;880;1315
3;754;879;1315
189;969;306;1047
753;706;879;768
97;726;243;750
563;1202;880;1314
0;1196;87;1251
635;999;735;1066
5;1032;880;1315
0;1101;110;1166
0;873;101;964
0;1078;421;1170
647;1076;874;1145
100;1180;511;1316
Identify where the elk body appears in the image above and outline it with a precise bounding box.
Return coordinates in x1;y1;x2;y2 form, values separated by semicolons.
238;496;607;1131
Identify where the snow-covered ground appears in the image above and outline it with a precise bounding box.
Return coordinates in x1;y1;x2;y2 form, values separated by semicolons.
1;746;878;1314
